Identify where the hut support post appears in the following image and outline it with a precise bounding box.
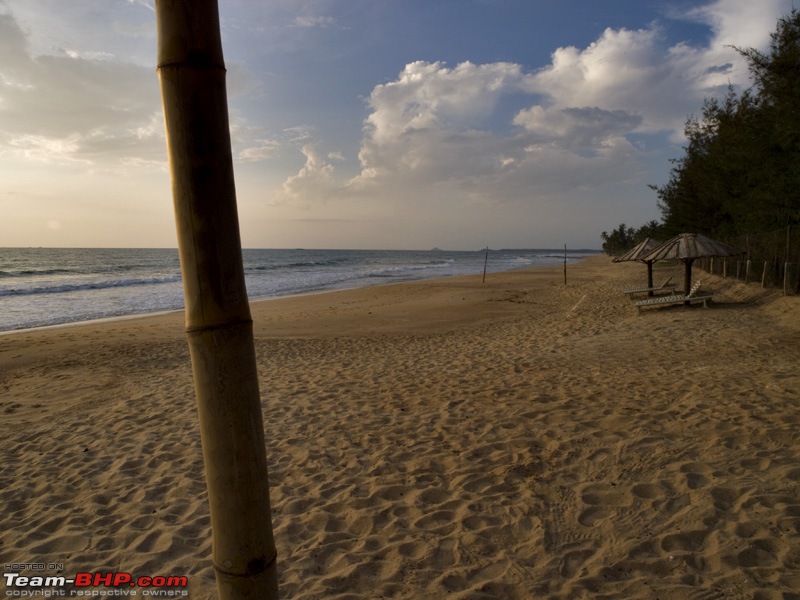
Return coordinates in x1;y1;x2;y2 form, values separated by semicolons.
683;258;694;296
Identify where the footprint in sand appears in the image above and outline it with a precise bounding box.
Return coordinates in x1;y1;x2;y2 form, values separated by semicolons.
736;537;785;568
660;529;708;553
580;482;631;506
680;461;714;490
578;482;632;527
631;482;663;499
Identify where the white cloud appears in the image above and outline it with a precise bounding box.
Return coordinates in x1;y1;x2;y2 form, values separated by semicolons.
362;60;533;145
683;0;790;91
688;0;787;50
125;0;154;10
346;0;786;199
346;54;649;202
238;142;281;162
276;145;337;206
291;14;335;28
0;9;163;169
265;0;790;248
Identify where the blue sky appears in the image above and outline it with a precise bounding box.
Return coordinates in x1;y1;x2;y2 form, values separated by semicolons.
0;0;793;249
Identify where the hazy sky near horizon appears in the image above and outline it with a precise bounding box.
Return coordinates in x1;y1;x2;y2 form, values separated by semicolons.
0;0;793;250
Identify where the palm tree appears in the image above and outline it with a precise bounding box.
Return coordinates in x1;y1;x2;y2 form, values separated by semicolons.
155;1;279;598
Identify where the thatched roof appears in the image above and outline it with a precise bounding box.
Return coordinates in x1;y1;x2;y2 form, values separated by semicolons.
612;238;662;263
642;233;741;262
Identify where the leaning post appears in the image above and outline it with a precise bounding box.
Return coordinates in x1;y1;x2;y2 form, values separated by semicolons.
155;1;279;598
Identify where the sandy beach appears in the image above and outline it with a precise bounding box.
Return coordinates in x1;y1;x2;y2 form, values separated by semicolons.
2;255;799;599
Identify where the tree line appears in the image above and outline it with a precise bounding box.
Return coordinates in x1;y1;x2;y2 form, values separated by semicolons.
602;10;800;261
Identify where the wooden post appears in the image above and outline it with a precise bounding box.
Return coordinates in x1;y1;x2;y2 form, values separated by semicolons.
482;247;488;283
563;244;567;286
786;225;792;264
745;233;751;263
155;2;279;598
710;258;714;276
762;261;768;288
683;258;694;302
723;259;728;278
745;259;751;284
785;262;790;296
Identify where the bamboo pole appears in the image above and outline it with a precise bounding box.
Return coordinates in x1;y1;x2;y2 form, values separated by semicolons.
155;2;279;598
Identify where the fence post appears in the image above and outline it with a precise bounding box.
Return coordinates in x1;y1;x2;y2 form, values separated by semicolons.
745;260;751;283
710;258;714;275
785;262;790;296
723;259;728;278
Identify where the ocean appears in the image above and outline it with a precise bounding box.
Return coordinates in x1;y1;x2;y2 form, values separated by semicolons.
0;247;596;332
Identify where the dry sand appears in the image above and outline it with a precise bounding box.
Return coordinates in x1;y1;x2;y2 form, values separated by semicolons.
1;255;799;599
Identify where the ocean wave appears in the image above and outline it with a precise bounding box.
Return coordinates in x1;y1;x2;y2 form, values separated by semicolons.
0;268;76;278
0;275;182;297
367;261;452;278
248;258;347;272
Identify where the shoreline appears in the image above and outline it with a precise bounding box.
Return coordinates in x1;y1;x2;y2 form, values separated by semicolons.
2;255;799;599
1;247;596;335
0;256;588;337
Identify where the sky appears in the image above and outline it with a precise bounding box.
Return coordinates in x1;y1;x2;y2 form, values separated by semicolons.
0;0;794;250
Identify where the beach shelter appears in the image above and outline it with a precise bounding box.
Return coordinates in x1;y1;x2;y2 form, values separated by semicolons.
642;233;741;296
612;238;662;293
155;1;278;598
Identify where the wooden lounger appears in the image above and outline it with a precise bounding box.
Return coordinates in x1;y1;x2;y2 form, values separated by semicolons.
624;277;676;299
635;281;711;314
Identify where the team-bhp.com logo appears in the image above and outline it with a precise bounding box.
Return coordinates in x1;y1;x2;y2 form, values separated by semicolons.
4;569;188;597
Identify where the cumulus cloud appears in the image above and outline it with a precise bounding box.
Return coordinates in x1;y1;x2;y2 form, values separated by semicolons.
266;0;789;248
339;0;780;206
362;61;534;144
688;0;786;52
276;145;338;206
346;54;650;202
